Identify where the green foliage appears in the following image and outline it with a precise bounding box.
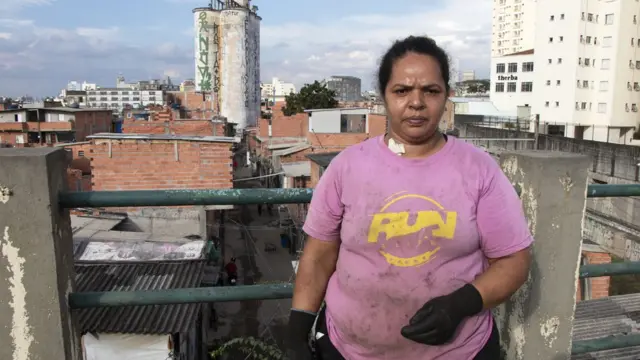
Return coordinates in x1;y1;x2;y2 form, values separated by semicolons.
282;81;339;116
455;79;490;93
210;337;286;360
609;256;640;296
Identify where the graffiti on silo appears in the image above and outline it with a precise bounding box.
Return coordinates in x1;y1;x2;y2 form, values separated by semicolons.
248;14;261;126
220;9;248;128
193;9;217;93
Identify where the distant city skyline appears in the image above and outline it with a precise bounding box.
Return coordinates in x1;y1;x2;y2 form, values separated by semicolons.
0;0;491;96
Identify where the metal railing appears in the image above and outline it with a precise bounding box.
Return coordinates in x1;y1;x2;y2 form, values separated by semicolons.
59;184;640;356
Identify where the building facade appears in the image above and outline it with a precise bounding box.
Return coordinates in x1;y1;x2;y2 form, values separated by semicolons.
85;88;165;111
322;76;362;102
532;0;640;143
490;50;535;114
260;77;296;99
491;0;537;57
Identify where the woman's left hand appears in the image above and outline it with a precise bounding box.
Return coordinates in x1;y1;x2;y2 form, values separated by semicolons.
400;284;484;345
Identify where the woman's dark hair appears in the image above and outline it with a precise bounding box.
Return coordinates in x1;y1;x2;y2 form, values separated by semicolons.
377;36;451;96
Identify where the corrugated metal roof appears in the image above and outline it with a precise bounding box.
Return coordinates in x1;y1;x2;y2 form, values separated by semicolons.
273;143;311;156
87;133;239;143
306;152;340;167
572;293;640;359
281;161;311;177
75;260;206;335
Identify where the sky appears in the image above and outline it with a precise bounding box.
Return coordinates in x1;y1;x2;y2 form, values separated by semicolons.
0;0;492;97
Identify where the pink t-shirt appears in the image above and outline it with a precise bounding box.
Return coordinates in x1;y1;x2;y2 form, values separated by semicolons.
302;135;533;360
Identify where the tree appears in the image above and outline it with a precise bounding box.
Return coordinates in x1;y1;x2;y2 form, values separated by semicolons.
282;81;339;116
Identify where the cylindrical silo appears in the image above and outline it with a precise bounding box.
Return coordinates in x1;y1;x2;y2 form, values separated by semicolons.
220;8;249;129
192;8;219;95
246;13;261;127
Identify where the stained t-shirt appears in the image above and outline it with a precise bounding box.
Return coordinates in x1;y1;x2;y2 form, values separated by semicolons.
302;135;533;360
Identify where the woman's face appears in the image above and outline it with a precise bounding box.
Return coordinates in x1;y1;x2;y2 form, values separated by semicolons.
384;52;448;144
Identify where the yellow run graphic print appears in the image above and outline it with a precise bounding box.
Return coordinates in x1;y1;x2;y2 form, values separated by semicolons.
367;192;458;267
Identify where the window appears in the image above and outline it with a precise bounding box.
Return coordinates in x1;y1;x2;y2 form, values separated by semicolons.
522;62;534;72
637;60;640;69
560;36;564;42
496;63;505;73
550;15;555;21
495;82;505;92
603;36;613;47
561;14;565;20
588;13;593;22
521;82;533;92
635;15;638;24
558;58;563;64
507;82;517;92
584;58;591;66
557;80;561;85
581;102;587;110
340;114;366;133
605;14;614;25
548;58;552;64
581;12;585;20
577;80;581;88
78;151;85;157
599;81;609;91
586;36;591;44
598;103;607;113
555;101;560;107
508;63;518;72
545;101;550;107
583;80;589;88
578;57;582;65
549;37;554;43
601;58;611;69
546;80;551;86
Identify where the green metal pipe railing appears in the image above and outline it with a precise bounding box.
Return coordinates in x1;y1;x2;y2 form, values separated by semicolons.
58;184;640;208
579;261;640;278
572;334;640;354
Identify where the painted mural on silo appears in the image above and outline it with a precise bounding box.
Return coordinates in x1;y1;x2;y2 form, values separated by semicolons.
220;8;249;129
248;12;261;127
193;8;219;95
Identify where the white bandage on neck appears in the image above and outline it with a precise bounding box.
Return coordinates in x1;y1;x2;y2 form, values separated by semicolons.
388;137;405;156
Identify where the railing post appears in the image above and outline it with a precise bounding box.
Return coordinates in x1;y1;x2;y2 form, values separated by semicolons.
495;151;590;359
0;148;81;360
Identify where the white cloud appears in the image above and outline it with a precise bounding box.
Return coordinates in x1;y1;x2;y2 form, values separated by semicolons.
260;0;492;90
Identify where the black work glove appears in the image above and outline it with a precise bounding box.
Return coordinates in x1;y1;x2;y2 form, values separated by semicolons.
285;309;316;360
401;284;484;345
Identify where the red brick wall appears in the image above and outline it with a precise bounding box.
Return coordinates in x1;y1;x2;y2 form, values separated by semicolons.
368;113;387;137
122;119;225;137
167;91;219;119
74;111;113;141
258;103;308;139
67;168;92;192
88;139;233;191
576;251;611;301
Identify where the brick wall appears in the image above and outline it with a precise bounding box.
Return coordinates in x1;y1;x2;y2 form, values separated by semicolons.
67;168;92;192
368;113;388;137
167;91;219;119
122;119;225;137
576;251;611;301
74;111;113;141
258;102;308;139
88;139;233;191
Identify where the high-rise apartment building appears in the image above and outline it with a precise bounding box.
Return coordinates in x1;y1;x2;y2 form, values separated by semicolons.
532;0;640;143
491;0;537;57
322;76;362;102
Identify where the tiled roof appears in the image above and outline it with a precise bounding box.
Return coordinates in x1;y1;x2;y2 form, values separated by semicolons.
572;293;640;359
75;260;206;335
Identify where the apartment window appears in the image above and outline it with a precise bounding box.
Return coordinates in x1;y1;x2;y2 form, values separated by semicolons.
340;114;366;133
581;12;585;20
601;58;611;69
599;81;609;91
603;36;613;47
586;36;591;44
550;15;555;21
558;58;563;64
557;80;561;85
549;37;554;43
508;63;518;72
507;82;517;92
548;58;553;64
561;14;565;20
577;80;581;88
580;35;584;43
555;101;560;107
521;82;533;92
637;39;640;47
583;80;589;88
635;15;638;24
594;37;598;45
578;57;582;65
581;102;587;110
575;102;580;110
605;14;614;25
633;104;638;112
546;80;551;86
587;13;593;22
495;82;505;92
496;63;505;73
598;103;607;113
522;62;534;72
545;101;550;107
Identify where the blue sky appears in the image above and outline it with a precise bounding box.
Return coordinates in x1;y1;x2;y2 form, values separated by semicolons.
0;0;491;97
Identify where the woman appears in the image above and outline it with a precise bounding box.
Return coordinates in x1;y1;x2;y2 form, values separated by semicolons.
286;36;533;360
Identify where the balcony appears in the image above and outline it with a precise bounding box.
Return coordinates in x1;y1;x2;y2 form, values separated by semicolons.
2;147;640;359
0;122;27;131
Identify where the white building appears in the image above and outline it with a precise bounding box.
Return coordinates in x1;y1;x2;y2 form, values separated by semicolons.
260;77;296;99
490;50;535;115
532;0;640;143
462;70;477;81
491;0;537;57
85;88;165;110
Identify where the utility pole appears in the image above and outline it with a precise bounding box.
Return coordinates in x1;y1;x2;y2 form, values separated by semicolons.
533;114;540;150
